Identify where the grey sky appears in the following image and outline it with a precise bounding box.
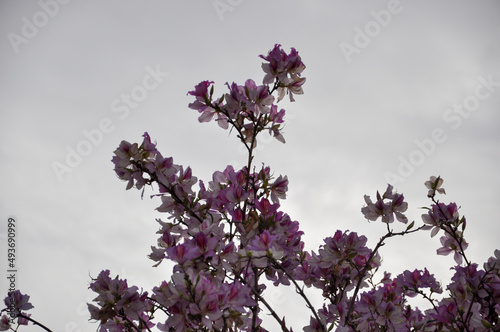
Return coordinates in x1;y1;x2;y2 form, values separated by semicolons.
1;1;499;331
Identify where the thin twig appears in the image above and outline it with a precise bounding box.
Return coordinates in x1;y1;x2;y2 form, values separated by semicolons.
234;272;291;332
17;313;53;332
271;258;326;332
344;225;425;327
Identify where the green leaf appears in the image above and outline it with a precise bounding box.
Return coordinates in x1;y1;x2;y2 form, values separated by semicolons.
481;319;493;328
406;221;415;231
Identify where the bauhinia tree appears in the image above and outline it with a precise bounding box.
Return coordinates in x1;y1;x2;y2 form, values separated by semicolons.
2;44;499;332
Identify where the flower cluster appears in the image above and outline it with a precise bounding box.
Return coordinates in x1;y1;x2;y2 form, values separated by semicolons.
295;231;379;297
425;175;446;197
87;270;154;331
188;44;304;145
421;178;469;265
361;184;408;224
0;291;33;331
152;271;257;331
259;44;306;101
94;45;308;331
426;260;500;331
108;138;307;330
2;45;499;332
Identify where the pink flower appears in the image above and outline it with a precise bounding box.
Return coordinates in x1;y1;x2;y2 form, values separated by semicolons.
188;81;229;128
187;80;213;107
16;313;30;326
390;193;408;223
259;44;305;84
431;300;457;324
269;104;285;123
144;152;175;176
219;281;256;312
484;249;500;271
260;44;289;84
286;48;306;75
254;198;279;217
270;175;288;203
243;79;275;116
0;315;10;331
176;166;197;195
113;140;139;164
436;232;468;264
189;299;222;329
224;82;245;113
425;175;446;197
362;194;391;221
422;202;460;237
285;74;306;102
166;243;200;264
395;269;442;297
141;132;157;154
303;316;325;332
259;44;306;102
225;185;249;203
361;185;408;223
268;107;287;143
3;290;34;316
248;230;278;251
115;288;150;321
193;231;218;258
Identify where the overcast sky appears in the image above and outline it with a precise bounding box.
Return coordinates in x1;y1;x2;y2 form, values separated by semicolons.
1;1;499;331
